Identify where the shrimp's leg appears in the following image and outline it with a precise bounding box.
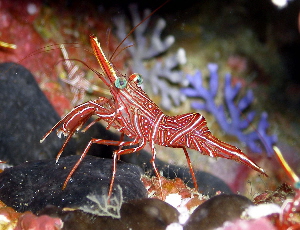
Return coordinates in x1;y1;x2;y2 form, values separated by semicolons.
63;137;147;203
183;147;198;191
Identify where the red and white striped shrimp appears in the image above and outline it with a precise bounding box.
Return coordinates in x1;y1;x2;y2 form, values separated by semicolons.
41;1;267;198
41;33;267;199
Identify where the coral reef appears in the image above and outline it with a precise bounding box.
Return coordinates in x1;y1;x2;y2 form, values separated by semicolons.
2;1;300;229
181;63;277;156
112;4;187;110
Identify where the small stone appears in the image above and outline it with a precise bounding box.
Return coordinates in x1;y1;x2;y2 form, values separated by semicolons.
120;198;179;230
184;194;253;230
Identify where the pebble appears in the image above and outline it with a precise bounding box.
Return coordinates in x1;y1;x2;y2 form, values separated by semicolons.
184;194;253;230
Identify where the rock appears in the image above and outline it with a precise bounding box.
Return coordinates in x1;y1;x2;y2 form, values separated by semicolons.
0;155;147;213
120;198;179;230
0;62;75;165
184;194;253;230
40;198;179;230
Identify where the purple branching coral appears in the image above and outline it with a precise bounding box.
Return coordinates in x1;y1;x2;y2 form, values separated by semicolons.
113;4;187;110
181;63;277;157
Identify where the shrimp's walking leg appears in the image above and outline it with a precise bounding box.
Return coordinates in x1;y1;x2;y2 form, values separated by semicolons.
63;137;148;202
183;147;198;191
110;137;146;199
150;147;164;198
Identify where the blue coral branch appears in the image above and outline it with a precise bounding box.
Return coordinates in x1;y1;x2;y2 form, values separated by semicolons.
181;63;277;157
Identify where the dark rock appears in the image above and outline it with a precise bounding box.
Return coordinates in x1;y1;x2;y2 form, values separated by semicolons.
40;198;179;230
120;198;179;230
0;62;75;165
0;155;147;214
52;209;127;230
184;194;253;230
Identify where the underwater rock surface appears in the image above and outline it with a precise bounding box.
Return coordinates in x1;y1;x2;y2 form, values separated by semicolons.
0;62;75;165
185;194;253;230
0;155;147;214
40;198;179;230
37;194;255;230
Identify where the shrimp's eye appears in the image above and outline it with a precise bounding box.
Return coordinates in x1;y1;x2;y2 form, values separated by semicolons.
115;77;127;89
129;73;143;85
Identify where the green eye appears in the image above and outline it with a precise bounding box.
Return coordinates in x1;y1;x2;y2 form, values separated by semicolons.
115;77;127;89
129;73;143;85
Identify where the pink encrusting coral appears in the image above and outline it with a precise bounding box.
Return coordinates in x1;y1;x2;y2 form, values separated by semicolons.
0;200;63;230
14;213;63;230
216;218;276;230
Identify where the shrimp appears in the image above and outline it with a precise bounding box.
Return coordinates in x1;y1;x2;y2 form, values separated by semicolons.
41;3;267;199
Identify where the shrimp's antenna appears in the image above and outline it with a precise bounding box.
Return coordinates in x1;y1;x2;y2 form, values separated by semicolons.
109;0;170;61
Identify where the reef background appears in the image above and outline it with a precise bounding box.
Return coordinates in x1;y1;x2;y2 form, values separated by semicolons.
0;0;300;228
